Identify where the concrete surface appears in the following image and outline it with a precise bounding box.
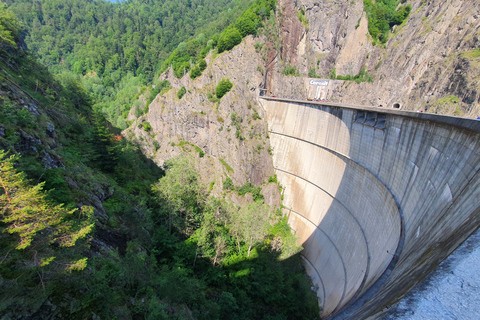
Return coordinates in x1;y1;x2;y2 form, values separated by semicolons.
260;97;480;319
380;227;480;320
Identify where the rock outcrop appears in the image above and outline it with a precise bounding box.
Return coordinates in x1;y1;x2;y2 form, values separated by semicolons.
265;0;480;117
125;37;279;203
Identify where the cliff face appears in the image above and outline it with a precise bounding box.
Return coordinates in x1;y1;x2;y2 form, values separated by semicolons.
267;0;480;117
124;37;280;205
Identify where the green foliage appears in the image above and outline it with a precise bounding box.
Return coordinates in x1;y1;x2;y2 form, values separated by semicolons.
223;176;234;190
142;121;152;132
363;0;411;44
216;78;233;99
231;201;270;256
0;3;21;47
90;113;120;173
282;63;299;76
236;181;264;202
177;86;186;99
235;10;258;37
176;139;205;157
217;26;243;53
268;174;278;183
296;8;309;28
460;48;480;59
145;80;171;107
308;68;321;78
252;108;261;120
0;151;95;250
152;155;206;234
427;95;460;114
190;59;208;79
330;66;374;83
328;68;337;79
219;158;234;173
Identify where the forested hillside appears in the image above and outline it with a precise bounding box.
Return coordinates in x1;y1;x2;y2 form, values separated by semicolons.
4;0;253;128
0;2;319;319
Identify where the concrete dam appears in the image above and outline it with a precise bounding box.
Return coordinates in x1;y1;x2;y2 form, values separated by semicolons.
259;97;480;319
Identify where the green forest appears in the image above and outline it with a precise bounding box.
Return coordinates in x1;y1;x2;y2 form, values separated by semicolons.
0;1;319;319
4;0;276;130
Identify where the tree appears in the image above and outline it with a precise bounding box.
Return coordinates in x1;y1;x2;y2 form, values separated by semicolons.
0;150;94;257
235;11;257;37
217;26;242;53
0;3;21;48
152;155;205;234
231;200;271;256
177;86;186;99
216;78;233;99
90;112;120;173
196;197;235;265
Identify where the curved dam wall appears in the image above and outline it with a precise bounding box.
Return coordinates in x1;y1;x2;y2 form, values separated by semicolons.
260;97;480;319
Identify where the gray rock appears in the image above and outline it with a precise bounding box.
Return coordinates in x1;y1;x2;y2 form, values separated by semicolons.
42;151;63;169
24;103;40;116
46;123;55;136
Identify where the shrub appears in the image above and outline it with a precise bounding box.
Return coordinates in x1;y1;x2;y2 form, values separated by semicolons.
142;121;152;132
198;59;207;71
363;0;411;44
235;11;257;37
308;68;321;78
190;66;201;79
216;78;233;99
177;86;186;99
223;177;234;190
282;64;298;76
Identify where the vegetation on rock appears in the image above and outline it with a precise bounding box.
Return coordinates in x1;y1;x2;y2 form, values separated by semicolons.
216;78;234;99
177;86;187;99
363;0;411;44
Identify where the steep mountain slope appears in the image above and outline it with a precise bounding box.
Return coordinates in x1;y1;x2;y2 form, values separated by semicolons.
0;4;321;319
125;37;277;197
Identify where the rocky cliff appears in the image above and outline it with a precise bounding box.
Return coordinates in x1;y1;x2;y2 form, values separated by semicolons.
124;37;281;205
266;0;480;117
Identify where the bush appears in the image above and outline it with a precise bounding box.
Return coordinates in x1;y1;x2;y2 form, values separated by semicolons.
308;68;321;78
216;78;233;99
217;26;242;53
142;121;152;132
235;11;257;37
190;59;207;79
190;66;201;79
282;64;298;76
364;0;411;44
223;177;234;190
198;59;207;71
177;86;186;99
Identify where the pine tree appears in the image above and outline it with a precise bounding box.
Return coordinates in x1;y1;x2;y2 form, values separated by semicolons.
0;150;94;256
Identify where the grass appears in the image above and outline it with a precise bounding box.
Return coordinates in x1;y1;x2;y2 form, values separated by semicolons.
219;158;233;173
460;48;480;59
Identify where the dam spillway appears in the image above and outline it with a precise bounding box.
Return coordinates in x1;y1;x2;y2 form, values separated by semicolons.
260;97;480;319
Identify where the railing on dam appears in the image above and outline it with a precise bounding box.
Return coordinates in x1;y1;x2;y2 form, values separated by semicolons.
259;97;480;319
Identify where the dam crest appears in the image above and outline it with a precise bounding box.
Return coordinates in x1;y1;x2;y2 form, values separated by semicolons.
260;97;480;319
